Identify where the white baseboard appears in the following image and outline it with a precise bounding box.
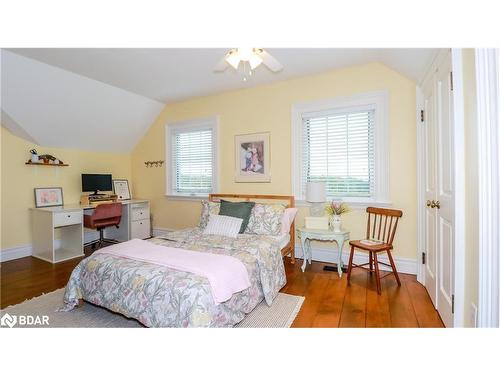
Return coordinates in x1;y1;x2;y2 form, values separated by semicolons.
1;232;99;262
293;245;417;275
0;244;33;262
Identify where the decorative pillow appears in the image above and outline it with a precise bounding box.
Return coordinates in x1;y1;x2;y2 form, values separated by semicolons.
245;203;287;236
218;200;255;234
280;207;299;235
203;214;243;238
198;200;220;229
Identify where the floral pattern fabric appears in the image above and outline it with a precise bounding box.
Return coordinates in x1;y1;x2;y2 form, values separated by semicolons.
61;228;286;327
244;203;286;236
198;201;220;229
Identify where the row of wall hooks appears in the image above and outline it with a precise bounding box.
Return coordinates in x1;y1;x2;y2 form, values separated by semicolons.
144;160;164;168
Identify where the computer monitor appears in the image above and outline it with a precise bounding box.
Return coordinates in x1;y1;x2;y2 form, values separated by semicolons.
82;174;113;195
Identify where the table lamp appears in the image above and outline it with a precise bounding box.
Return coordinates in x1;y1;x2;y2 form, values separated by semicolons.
306;181;326;217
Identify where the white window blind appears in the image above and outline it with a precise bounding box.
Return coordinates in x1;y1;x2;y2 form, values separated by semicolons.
302;109;375;198
171;127;214;195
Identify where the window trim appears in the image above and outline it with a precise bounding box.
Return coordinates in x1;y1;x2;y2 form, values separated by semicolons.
291;90;390;206
165;116;219;199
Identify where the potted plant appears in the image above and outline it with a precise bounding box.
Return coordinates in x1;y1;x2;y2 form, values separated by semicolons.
29;149;39;163
325;200;350;232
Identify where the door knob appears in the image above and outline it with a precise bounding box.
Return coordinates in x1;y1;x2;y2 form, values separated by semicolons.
427;200;441;209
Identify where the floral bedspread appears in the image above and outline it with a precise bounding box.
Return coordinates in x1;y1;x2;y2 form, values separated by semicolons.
61;228;286;327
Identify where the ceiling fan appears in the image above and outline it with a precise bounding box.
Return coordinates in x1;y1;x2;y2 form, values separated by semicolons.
214;48;283;74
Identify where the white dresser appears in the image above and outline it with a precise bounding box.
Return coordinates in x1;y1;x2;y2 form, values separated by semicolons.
103;200;151;242
30;199;151;264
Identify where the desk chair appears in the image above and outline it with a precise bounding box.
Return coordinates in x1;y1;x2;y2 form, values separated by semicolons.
346;207;403;295
84;203;122;250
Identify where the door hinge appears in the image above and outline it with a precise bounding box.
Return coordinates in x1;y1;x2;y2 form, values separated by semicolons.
452;294;455;314
420;110;425;122
450;71;454;91
422;252;426;265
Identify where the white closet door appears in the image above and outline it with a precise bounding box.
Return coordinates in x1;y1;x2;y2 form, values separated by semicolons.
435;54;455;327
423;72;438;308
422;50;455;327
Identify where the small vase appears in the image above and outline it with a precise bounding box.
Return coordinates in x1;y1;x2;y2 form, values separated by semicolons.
330;215;342;233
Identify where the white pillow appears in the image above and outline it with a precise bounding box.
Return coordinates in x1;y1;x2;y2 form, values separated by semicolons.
281;207;299;235
203;215;243;238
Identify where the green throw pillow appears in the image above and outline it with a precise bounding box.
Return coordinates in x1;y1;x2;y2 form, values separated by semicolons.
219;200;255;234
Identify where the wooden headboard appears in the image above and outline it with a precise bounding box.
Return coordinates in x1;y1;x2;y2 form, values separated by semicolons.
208;193;296;264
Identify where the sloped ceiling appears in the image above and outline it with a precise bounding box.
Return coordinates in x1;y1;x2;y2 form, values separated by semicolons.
1;48;438;153
1;50;164;152
9;48;438;103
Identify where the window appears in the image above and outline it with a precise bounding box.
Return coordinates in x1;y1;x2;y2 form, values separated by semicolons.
292;91;389;205
166;117;218;197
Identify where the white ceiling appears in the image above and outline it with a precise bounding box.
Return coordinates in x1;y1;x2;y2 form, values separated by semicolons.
1;50;164;152
8;48;437;103
1;48;438;153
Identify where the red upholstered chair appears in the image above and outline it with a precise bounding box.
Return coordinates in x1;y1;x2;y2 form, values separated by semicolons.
84;203;122;249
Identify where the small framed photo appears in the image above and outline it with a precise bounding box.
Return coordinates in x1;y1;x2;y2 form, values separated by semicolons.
34;187;64;208
113;179;131;200
235;132;271;182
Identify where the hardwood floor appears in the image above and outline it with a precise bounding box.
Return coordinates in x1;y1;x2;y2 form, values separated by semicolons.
0;252;444;327
281;258;444;328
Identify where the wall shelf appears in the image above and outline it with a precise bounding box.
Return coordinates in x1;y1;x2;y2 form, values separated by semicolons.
25;161;69;167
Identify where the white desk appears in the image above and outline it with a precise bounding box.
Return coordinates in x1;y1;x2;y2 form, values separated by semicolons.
78;199;151;243
30;199;150;264
31;206;84;263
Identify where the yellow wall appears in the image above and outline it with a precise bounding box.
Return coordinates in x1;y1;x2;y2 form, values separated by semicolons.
0;126;132;250
463;49;479;327
132;63;418;260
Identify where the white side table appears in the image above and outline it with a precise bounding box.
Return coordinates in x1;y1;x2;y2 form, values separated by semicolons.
296;228;350;277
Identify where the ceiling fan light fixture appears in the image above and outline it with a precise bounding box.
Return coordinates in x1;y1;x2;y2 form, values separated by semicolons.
237;47;254;62
248;54;263;70
225;50;240;70
214;47;282;74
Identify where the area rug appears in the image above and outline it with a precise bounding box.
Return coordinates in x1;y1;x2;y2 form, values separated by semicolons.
1;289;304;328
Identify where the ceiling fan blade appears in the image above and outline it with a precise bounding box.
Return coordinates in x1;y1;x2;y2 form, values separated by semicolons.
214;56;229;72
259;50;283;72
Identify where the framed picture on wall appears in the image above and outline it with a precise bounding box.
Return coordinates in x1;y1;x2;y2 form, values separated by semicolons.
34;187;64;208
113;179;131;200
234;132;271;182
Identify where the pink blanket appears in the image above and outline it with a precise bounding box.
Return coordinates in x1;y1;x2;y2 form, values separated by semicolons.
95;239;251;304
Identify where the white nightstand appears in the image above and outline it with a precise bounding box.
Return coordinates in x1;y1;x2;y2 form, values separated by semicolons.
296;227;350;277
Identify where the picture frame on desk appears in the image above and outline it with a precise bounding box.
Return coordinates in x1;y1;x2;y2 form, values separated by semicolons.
34;187;64;208
113;179;131;200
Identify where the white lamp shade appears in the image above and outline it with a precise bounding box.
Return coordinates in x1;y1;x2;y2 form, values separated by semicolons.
306;181;326;203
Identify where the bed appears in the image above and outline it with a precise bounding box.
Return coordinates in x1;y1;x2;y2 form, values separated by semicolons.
61;194;296;327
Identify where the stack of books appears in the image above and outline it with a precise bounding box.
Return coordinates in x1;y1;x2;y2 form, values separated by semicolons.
360;238;385;246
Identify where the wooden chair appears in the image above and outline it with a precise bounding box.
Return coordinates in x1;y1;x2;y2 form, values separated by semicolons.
346;207;403;295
